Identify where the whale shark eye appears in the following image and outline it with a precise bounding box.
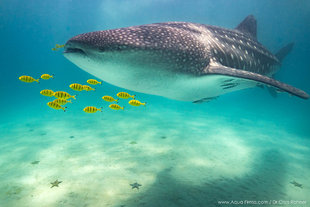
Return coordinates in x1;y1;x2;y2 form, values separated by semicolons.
99;48;106;53
114;45;125;51
114;46;122;51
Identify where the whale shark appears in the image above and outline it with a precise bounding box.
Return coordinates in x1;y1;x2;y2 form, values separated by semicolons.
64;15;309;102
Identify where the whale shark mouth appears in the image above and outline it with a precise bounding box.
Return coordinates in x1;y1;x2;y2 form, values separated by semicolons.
64;47;86;55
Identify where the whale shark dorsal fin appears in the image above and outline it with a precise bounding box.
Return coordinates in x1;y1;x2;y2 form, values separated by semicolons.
235;15;257;39
205;64;309;99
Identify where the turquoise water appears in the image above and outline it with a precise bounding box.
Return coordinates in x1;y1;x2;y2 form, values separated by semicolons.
1;0;309;206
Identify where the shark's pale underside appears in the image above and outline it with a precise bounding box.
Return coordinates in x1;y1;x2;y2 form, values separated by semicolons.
64;15;309;102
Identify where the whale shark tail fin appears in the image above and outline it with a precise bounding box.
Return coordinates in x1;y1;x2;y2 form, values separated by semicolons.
275;42;294;62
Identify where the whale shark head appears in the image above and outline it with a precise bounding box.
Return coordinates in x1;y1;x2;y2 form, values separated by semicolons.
63;29;156;82
63;29;161;72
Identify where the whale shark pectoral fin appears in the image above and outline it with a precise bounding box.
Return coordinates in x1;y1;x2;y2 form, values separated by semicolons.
205;65;309;99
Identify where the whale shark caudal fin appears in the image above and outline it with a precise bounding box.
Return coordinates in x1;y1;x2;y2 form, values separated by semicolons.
205;63;309;99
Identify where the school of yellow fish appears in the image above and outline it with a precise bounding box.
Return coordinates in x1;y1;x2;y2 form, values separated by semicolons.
19;47;147;113
51;44;65;51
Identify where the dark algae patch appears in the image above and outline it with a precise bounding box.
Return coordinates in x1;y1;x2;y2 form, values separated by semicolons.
290;180;303;188
5;186;23;197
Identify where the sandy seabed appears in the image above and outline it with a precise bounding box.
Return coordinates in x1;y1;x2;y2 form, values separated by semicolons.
0;106;309;207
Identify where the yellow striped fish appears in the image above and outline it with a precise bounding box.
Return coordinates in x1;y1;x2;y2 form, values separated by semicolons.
109;104;124;110
87;79;102;85
55;44;65;48
83;85;95;91
70;83;84;91
83;106;102;113
19;75;39;83
51;48;58;51
54;91;76;100
53;99;72;105
102;96;118;103
128;100;146;106
117;92;135;99
40;89;54;97
41;74;54;80
47;101;66;111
